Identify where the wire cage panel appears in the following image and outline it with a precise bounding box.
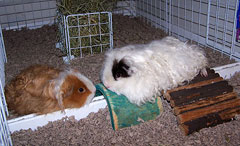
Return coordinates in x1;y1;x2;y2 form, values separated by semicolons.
207;0;240;59
0;25;12;146
58;12;113;59
0;25;6;88
0;0;56;30
167;0;210;42
135;0;240;60
0;82;12;146
136;0;169;32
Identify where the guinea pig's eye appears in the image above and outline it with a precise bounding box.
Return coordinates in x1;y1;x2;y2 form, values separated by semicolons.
116;72;121;78
78;88;85;93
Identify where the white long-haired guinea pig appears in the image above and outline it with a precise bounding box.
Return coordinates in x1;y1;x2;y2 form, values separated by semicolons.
5;64;96;115
101;36;208;105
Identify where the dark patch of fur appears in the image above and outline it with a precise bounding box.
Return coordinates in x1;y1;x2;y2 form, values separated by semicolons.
112;59;131;80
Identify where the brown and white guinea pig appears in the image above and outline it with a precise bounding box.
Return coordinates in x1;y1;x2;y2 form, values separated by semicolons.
5;64;96;115
101;36;208;105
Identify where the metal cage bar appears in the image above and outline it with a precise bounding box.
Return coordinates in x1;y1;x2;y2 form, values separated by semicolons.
135;0;240;60
64;12;113;59
0;25;12;146
206;0;240;59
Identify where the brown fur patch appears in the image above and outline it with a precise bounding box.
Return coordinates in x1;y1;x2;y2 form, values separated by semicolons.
61;75;91;108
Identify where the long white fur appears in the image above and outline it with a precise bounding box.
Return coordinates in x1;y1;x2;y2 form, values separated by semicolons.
101;36;208;105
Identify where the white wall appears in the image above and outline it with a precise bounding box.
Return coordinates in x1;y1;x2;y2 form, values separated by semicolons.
0;0;56;30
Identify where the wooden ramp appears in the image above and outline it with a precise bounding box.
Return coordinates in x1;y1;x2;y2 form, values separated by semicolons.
163;68;240;135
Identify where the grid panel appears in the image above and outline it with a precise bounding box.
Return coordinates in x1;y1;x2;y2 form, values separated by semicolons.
0;81;12;146
136;0;169;32
135;0;240;60
0;25;6;90
207;0;240;59
0;25;12;146
62;12;113;59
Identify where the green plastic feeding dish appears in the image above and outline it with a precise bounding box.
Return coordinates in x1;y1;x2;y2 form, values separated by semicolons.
95;83;164;130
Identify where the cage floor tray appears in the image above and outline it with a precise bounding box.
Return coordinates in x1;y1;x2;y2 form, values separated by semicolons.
163;68;240;135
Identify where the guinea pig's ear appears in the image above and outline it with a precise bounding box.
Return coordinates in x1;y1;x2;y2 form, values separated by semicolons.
112;58;135;80
56;90;65;113
121;57;139;75
119;58;135;75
